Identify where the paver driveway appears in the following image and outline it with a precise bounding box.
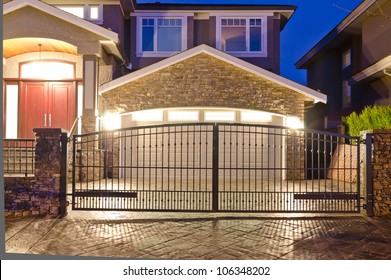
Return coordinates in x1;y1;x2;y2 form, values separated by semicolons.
4;212;391;260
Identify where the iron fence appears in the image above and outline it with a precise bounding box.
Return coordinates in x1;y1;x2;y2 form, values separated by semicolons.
3;139;35;176
72;123;361;213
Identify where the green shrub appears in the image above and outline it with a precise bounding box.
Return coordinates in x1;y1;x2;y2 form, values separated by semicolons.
342;105;391;136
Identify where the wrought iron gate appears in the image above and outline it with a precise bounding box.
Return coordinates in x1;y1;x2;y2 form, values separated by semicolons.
72;123;360;213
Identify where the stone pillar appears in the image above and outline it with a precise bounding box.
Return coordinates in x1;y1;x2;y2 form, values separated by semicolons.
33;128;68;217
370;129;391;217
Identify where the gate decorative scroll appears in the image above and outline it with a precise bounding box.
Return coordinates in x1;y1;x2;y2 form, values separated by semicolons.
72;123;360;213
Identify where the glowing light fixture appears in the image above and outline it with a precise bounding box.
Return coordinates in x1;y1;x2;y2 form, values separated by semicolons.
103;112;121;130
286;116;304;129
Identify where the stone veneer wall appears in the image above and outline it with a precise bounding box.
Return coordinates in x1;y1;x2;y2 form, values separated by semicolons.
371;130;391;216
100;53;309;117
4;128;68;219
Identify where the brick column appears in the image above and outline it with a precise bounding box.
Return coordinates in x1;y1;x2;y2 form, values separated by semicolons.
34;128;68;217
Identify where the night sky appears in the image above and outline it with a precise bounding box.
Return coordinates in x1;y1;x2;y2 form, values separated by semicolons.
138;0;364;85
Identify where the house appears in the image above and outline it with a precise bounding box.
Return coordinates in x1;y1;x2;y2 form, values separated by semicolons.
15;1;388;217
3;0;327;140
296;0;391;130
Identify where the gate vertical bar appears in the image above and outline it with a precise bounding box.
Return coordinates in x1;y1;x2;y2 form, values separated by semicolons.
60;132;68;216
72;134;77;210
212;124;219;212
356;136;361;213
365;133;374;216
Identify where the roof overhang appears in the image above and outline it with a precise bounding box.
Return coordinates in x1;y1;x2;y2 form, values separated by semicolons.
296;0;387;69
131;2;296;30
4;0;128;64
120;0;136;18
349;54;391;85
100;44;327;104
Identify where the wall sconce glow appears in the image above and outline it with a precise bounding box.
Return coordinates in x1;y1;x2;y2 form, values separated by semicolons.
104;113;121;130
286;116;304;129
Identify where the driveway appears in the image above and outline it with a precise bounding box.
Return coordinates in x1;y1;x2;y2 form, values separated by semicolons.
4;211;391;260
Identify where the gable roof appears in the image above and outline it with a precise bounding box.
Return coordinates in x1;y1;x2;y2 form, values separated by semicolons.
296;0;386;68
100;44;327;103
4;0;127;63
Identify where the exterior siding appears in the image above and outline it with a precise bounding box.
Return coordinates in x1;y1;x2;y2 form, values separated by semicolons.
101;53;309;118
102;5;124;47
209;16;217;48
307;52;341;104
361;1;391;68
194;19;210;46
187;16;195;49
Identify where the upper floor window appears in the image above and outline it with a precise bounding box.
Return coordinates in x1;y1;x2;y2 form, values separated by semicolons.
342;49;351;69
138;16;187;57
57;5;103;24
217;16;267;57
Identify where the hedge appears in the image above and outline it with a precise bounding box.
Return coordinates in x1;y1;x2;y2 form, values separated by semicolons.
342;105;391;136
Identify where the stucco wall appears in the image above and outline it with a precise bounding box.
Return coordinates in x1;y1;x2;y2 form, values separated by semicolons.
361;0;391;68
101;53;309;118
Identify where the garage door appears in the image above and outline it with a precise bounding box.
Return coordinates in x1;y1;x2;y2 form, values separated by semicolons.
120;108;285;183
118;108;285;211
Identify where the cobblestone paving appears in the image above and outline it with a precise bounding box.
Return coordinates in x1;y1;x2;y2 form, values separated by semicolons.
5;212;391;260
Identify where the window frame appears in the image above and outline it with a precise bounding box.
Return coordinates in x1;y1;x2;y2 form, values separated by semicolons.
215;14;269;57
136;13;190;57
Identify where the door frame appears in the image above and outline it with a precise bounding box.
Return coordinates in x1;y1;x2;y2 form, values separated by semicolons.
3;78;81;138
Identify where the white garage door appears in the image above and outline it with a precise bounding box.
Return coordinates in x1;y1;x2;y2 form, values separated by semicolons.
120;108;285;183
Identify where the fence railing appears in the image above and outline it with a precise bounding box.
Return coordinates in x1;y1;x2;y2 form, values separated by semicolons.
71;123;361;212
3;139;35;176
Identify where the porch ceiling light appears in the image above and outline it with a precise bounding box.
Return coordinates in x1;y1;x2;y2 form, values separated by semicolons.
104;112;121;130
286;116;304;129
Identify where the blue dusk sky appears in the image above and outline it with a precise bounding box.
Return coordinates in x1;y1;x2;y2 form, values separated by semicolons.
138;0;364;85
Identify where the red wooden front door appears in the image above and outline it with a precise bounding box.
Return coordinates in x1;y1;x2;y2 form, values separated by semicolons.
19;81;76;138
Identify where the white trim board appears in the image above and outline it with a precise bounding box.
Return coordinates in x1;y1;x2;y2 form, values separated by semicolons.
99;44;327;103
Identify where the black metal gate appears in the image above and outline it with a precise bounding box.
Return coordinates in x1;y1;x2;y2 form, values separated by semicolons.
72;123;361;213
